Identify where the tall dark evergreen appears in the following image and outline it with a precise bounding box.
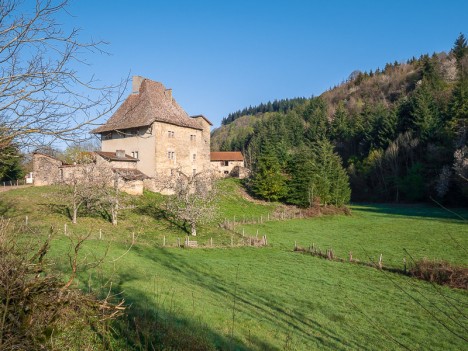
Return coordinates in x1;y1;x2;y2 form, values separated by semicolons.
286;142;350;207
249;145;286;201
450;33;468;144
303;97;329;143
0;144;23;181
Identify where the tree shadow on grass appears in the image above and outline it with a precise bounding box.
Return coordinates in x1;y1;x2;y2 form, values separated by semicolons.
111;273;259;351
115;247;367;351
135;201;190;234
39;202;70;218
353;203;468;222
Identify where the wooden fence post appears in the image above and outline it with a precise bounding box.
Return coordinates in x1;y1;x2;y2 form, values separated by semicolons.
349;251;353;262
99;229;102;240
25;216;28;226
378;254;383;269
177;238;180;247
210;237;213;247
294;241;297;250
163;236;166;247
64;223;67;236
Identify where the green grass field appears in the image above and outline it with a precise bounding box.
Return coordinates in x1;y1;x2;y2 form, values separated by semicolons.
1;181;467;350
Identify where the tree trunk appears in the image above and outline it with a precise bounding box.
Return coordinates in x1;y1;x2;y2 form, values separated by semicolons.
111;200;118;226
72;204;77;224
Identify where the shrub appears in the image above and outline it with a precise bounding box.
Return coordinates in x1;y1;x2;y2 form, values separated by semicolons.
410;259;468;289
0;220;124;350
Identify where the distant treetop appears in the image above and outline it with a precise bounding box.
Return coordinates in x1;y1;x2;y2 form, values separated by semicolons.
221;97;309;125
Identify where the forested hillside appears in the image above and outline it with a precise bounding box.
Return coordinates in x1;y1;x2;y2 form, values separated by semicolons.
212;34;468;205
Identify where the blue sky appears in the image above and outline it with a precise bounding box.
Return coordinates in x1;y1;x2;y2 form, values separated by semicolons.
56;0;467;128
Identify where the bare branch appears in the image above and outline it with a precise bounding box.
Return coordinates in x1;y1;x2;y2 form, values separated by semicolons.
0;0;128;150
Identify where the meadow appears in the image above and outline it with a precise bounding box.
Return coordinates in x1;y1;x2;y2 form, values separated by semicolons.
1;180;467;350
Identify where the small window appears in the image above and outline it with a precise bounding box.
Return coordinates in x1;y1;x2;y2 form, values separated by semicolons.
103;132;112;140
132;151;139;159
223;161;229;166
193;154;196;161
168;131;175;138
224;171;229;175
190;134;196;141
193;169;196;176
168;151;175;160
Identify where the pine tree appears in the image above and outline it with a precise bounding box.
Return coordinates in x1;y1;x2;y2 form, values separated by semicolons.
330;101;350;141
286;141;350;207
303;97;329;143
0;143;23;181
249;145;286;201
411;82;440;142
449;33;468;143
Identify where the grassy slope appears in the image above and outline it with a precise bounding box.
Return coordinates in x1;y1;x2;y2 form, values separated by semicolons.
241;203;468;267
1;182;467;350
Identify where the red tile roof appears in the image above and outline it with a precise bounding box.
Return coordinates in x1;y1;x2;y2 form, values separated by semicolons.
210;151;244;161
92;79;206;133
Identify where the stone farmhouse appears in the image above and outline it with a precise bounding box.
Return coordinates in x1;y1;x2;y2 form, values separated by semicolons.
33;151;148;195
210;151;248;178
33;76;214;194
91;76;212;181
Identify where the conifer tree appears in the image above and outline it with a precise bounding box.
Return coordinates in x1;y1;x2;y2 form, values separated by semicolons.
449;33;468;142
249;145;286;201
286;141;350;207
303;97;329;142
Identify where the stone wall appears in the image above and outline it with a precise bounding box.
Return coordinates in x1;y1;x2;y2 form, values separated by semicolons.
33;153;62;186
211;160;245;178
154;121;211;177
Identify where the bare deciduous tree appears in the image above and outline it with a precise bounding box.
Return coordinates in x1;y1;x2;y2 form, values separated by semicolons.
158;169;218;236
0;0;127;150
453;146;468;182
59;157;112;224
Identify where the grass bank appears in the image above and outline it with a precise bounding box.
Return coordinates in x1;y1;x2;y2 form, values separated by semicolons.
1;181;467;350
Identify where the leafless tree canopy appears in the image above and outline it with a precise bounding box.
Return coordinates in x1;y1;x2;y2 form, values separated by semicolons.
159;169;218;236
0;0;127;150
58;157;113;224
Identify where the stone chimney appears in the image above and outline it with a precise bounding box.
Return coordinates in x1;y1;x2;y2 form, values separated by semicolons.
132;76;145;94
116;150;126;158
165;88;172;101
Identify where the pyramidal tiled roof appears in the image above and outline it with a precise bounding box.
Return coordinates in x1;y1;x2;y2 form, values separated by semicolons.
92;79;204;133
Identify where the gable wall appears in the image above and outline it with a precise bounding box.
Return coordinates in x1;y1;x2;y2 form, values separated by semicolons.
33;154;62;186
153;121;210;177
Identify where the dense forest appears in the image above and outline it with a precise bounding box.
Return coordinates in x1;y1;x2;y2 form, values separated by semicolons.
221;97;309;125
212;34;468;206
